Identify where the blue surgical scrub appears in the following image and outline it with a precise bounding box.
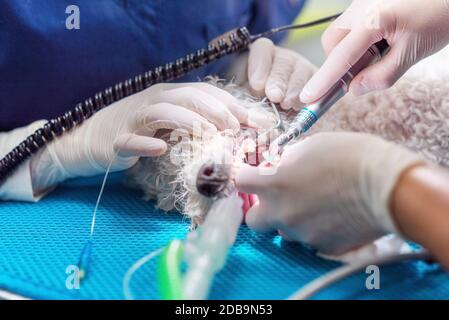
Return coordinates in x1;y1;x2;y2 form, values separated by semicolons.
0;0;305;130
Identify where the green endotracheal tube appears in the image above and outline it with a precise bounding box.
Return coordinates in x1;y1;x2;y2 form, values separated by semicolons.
157;240;184;300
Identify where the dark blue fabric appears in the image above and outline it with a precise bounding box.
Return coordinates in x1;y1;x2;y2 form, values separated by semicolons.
0;0;306;131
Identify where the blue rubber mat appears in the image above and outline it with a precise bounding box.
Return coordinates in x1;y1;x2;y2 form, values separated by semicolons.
0;173;448;299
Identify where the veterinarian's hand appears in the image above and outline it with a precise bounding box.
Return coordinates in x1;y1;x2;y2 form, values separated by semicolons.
235;132;424;255
248;38;317;110
301;0;449;102
30;83;251;191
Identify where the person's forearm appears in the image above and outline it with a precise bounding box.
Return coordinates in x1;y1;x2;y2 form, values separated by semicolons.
0;120;50;201
391;164;449;269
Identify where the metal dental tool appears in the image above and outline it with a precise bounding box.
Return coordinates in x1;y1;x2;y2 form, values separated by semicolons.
269;39;390;157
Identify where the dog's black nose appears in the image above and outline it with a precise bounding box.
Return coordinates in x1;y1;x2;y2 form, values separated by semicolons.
196;162;230;198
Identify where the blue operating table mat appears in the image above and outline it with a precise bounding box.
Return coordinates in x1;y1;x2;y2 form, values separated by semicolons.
1;173;448;299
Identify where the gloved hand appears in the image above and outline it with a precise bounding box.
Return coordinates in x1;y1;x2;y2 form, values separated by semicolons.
300;0;449;103
30;83;254;193
235;132;424;255
248;38;317;110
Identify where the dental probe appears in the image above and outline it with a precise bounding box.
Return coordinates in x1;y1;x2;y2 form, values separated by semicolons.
269;39;390;156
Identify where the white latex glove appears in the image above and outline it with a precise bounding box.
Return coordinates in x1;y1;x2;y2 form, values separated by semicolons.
235;132;424;255
248;38;317;110
301;0;449;102
30;82;253;193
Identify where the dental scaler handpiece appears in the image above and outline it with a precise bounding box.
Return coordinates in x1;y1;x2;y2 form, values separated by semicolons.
270;39;390;155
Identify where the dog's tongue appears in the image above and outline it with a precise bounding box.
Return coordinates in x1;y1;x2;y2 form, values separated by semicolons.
238;192;257;218
238;133;266;220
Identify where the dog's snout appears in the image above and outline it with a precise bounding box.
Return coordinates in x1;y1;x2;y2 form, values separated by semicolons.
196;162;230;198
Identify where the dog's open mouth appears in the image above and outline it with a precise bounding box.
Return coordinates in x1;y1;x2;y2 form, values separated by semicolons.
195;126;274;199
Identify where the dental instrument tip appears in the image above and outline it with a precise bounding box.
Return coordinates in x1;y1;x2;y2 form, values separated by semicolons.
268;127;301;158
